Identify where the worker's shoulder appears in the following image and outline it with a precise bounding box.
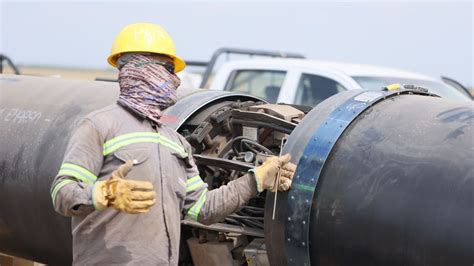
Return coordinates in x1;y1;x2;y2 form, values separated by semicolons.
83;104;128;122
160;125;190;148
81;104;135;132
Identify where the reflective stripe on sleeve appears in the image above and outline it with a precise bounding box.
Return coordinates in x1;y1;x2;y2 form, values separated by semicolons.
57;163;97;185
187;188;208;220
186;175;205;193
51;179;74;206
103;132;187;157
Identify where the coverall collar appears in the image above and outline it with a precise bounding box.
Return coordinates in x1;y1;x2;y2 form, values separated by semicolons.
117;101;163;128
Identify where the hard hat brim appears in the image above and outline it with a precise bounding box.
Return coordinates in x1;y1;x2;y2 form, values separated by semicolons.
170;55;186;73
108;52;186;73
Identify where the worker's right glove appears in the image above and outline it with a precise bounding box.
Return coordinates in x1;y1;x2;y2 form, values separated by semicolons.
253;154;297;193
93;160;156;214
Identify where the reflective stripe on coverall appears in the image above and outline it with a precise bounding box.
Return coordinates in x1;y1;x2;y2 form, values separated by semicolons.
50;104;258;265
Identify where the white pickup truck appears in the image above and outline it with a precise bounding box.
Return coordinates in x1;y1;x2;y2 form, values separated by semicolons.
206;58;472;104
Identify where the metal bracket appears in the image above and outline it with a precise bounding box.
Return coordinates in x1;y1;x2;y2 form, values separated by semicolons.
284;89;436;265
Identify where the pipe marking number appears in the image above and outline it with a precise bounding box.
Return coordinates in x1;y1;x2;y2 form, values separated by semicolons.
2;108;42;124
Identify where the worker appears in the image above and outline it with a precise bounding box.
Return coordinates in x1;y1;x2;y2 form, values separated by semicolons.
50;23;296;265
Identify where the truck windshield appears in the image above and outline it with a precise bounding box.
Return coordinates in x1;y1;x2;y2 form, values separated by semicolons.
353;76;470;101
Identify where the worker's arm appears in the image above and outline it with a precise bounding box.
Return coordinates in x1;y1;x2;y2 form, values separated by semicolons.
50;118;103;217
186;172;258;225
180;139;258;225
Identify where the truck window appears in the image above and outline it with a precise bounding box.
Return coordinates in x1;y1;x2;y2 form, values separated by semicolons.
294;74;346;106
225;70;286;103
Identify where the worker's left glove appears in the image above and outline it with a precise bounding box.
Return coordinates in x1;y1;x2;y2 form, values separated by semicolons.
252;154;296;193
93;160;156;214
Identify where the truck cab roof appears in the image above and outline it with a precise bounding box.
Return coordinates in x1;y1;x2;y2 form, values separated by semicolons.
218;58;436;81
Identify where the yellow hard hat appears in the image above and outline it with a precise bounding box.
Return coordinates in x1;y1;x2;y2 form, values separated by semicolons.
107;23;186;72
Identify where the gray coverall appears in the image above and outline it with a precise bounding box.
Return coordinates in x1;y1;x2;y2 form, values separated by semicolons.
50;103;258;265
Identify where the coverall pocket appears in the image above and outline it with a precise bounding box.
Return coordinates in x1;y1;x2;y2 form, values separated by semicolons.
170;149;193;168
168;151;188;203
113;149;149;165
174;177;187;209
112;149;154;183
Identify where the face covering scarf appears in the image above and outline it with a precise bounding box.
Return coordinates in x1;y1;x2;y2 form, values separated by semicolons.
117;54;181;125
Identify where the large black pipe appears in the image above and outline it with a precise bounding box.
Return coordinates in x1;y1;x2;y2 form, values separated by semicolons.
0;75;260;264
265;90;473;265
0;75;118;264
1;75;473;265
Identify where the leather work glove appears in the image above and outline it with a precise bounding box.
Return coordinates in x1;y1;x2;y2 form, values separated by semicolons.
93;160;156;214
253;154;297;193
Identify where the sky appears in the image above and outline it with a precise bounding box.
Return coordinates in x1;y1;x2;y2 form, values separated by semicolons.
1;1;473;86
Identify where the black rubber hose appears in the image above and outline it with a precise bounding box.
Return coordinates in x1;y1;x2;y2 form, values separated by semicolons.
228;214;264;221
241;139;273;155
239;219;264;229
